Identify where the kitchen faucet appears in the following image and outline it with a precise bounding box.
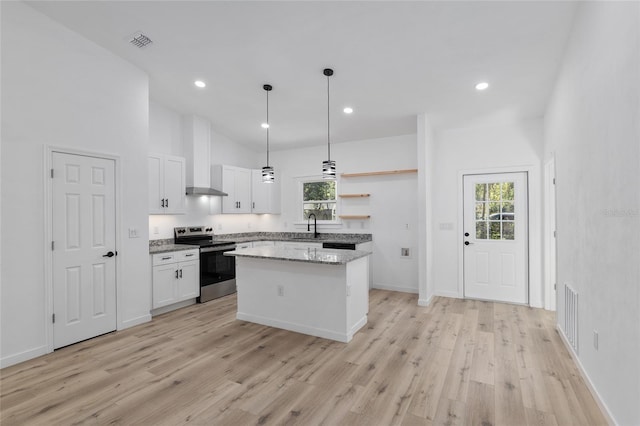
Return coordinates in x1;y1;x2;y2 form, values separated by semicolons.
307;213;319;238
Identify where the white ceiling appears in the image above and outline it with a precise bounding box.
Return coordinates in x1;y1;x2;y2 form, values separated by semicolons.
26;1;578;151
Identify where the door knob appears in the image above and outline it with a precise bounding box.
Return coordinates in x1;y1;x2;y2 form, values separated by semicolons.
464;241;473;246
103;251;116;258
464;232;470;237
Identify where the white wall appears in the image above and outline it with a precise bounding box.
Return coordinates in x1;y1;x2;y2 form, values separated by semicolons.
431;119;544;306
1;2;150;367
268;134;419;293
148;103;263;239
417;114;436;305
544;2;640;424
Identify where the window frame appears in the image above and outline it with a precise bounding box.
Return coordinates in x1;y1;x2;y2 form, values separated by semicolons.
294;176;342;227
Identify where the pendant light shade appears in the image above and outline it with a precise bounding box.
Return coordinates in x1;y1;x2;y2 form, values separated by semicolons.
322;68;336;180
262;84;274;183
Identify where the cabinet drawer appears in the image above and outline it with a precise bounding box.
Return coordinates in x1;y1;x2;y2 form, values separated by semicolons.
176;249;199;261
152;253;176;266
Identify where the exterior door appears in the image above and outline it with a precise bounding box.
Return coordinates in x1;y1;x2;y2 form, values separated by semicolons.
463;172;528;304
52;152;117;348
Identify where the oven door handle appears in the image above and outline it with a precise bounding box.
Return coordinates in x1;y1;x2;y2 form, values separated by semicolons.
200;245;236;253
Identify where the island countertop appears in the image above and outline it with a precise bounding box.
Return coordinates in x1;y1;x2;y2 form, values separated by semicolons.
225;246;371;265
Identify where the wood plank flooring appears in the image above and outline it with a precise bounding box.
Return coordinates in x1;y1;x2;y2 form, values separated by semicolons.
0;291;607;425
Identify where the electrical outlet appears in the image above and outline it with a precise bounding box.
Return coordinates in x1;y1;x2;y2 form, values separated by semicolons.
593;330;599;350
128;228;139;238
277;285;284;297
405;223;410;230
217;223;222;230
153;226;159;235
401;248;410;257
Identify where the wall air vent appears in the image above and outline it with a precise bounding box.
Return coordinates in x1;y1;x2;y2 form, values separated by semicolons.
129;32;153;48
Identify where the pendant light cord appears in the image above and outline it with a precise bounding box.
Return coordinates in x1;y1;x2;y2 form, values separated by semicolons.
327;73;331;161
266;89;270;167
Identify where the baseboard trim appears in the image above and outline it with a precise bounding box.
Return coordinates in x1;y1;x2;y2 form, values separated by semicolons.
237;312;366;343
1;345;48;369
435;291;462;299
556;324;617;426
418;293;434;307
120;313;152;330
373;283;418;294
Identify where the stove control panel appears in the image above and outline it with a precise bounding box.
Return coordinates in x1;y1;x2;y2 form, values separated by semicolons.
174;226;214;238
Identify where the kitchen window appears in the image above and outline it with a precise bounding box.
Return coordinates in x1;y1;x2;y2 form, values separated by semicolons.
301;179;337;222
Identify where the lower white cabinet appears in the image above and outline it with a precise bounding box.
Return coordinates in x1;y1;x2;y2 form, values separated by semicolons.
278;241;323;250
252;241;275;248
151;249;199;309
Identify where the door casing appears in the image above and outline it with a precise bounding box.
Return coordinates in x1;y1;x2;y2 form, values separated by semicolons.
457;165;541;306
44;146;122;353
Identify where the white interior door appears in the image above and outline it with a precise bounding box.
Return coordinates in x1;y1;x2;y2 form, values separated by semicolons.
463;172;528;304
52;152;117;349
544;158;557;310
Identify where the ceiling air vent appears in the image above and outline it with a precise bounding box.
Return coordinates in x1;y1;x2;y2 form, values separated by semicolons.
129;32;153;48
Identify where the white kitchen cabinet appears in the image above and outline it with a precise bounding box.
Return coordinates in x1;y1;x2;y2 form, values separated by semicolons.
212;165;252;214
251;169;281;214
151;249;199;309
149;154;186;214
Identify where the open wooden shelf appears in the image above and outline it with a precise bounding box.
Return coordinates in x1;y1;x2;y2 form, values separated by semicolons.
341;169;417;178
339;215;371;219
338;193;370;198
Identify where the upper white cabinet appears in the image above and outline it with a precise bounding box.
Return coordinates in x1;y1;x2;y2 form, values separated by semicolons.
149;154;186;214
212;165;252;213
251;169;281;214
212;165;281;215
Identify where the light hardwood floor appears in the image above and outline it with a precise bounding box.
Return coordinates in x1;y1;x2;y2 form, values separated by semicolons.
1;290;607;425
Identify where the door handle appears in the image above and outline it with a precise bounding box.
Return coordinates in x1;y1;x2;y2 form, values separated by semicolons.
464;241;473;246
464;232;470;237
161;199;165;208
166;198;169;208
175;270;179;279
179;269;183;278
103;251;116;258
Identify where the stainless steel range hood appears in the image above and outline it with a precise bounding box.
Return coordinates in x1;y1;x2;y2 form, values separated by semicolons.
185;186;228;196
183;115;227;197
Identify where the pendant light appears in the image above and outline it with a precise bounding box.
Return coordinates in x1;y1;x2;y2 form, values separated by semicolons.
261;84;275;183
322;68;336;180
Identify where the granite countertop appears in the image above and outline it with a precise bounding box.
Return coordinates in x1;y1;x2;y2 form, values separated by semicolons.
225;246;371;265
149;243;197;255
217;232;373;245
149;232;372;254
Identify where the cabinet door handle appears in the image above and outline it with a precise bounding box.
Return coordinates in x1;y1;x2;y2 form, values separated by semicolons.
185;253;194;257
252;202;255;209
161;199;165;208
179;269;183;278
175;270;179;279
166;198;169;208
161;256;172;260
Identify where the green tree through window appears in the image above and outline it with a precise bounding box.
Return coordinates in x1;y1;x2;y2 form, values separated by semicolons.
302;181;336;220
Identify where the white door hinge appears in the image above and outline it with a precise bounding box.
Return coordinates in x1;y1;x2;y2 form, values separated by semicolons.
51;241;55;251
51;168;54;178
52;313;56;324
554;283;557;291
553;230;557;238
552;177;556;185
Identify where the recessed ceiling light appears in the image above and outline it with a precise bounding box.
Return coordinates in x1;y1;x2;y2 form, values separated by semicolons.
194;80;206;88
343;107;354;114
261;123;269;129
475;82;489;91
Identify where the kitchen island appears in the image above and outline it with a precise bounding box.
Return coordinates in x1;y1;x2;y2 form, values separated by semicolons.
225;246;371;343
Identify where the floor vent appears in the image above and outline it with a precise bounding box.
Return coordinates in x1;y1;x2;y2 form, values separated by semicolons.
564;284;578;353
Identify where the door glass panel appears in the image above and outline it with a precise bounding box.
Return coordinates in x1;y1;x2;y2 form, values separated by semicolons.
503;222;515;240
475;184;488;201
475;202;488;220
474;180;516;240
501;182;514;200
476;221;487;239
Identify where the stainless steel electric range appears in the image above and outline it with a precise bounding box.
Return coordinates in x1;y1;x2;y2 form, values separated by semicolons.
174;226;236;303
